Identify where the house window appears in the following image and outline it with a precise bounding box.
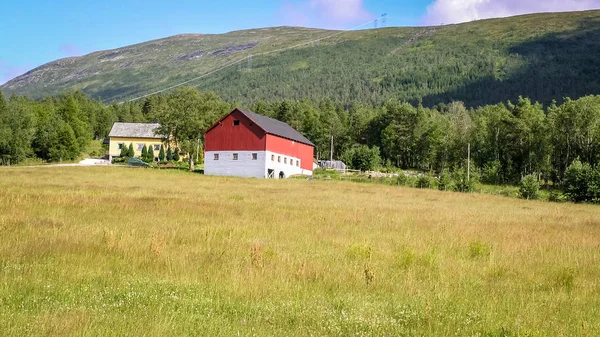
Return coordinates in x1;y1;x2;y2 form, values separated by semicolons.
252;153;258;160
296;161;300;167
271;155;275;161
290;160;294;166
284;158;287;164
233;153;239;160
153;144;160;151
214;154;219;160
278;156;281;163
136;143;144;151
117;143;124;150
233;120;240;126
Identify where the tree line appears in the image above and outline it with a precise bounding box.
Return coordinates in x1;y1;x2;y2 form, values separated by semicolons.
1;87;598;200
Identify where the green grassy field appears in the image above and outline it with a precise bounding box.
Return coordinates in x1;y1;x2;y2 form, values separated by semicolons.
1;167;600;336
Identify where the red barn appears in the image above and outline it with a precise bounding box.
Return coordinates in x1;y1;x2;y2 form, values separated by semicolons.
204;108;315;178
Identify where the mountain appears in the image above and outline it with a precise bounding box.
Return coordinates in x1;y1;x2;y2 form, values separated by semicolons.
3;10;600;107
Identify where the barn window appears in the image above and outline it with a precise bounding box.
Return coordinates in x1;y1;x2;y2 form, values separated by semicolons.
233;153;239;160
278;156;281;163
233;120;240;126
296;161;300;167
252;153;258;160
214;154;219;160
291;160;294;166
284;158;287;164
271;155;275;161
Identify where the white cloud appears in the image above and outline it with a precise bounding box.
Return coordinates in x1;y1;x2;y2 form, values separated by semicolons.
279;0;374;29
423;0;600;25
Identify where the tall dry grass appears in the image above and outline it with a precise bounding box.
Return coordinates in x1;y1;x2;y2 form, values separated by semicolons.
0;167;599;336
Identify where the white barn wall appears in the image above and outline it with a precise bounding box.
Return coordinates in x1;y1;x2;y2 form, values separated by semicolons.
264;150;313;178
204;151;266;178
204;150;313;179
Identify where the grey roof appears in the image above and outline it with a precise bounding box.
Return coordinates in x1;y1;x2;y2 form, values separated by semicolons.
108;123;162;139
237;109;315;146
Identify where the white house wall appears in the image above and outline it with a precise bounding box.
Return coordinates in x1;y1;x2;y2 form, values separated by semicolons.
204;150;313;179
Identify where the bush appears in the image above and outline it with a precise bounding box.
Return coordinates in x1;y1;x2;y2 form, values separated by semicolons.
438;170;453;191
481;160;502;185
159;145;165;161
519;175;541;200
127;143;135;158
119;144;129;158
452;168;476;193
395;172;408;185
141;145;148;161
147;146;155;163
416;174;432;189
341;145;381;171
548;191;565;203
166;147;173;161
563;159;599;203
173;147;180;161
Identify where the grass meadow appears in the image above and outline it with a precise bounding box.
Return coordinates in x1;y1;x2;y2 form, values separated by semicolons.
1;167;599;336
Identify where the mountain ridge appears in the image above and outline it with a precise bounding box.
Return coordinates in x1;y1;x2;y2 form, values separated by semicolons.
3;10;600;106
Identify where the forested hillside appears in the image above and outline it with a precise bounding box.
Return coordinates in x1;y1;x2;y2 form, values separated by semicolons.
2;10;600;107
2;86;599;201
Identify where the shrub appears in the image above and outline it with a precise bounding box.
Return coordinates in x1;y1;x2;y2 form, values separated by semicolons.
481;160;502;185
438;170;452;191
141;145;148;161
548;191;565;203
416;174;432;189
519;175;540;200
119;144;128;158
452;168;476;193
173;147;180;161
341;145;381;171
147;146;155;163
395;172;408;186
562;159;599;203
127;143;135;158
166;147;173;161
158;145;165;161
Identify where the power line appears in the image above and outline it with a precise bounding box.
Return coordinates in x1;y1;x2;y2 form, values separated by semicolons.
119;15;387;104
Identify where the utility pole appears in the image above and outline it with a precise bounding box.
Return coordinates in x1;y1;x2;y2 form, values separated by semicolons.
330;136;334;162
467;143;471;182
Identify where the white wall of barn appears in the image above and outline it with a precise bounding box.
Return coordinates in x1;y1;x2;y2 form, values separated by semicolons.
204;151;266;178
204;150;313;179
264;150;313;178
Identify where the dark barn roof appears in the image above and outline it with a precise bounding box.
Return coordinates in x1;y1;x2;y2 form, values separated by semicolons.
235;109;315;146
109;123;162;139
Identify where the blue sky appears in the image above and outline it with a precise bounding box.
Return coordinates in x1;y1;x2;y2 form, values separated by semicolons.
1;0;598;84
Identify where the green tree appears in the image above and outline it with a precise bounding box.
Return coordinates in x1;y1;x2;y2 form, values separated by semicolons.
155;87;230;170
173;147;180;162
147;145;155;163
141;145;148;161
128;143;135;158
519;175;541;200
159;145;165;161
48;122;79;162
166;147;173;161
120;143;129;158
563;159;598;203
342;145;381;171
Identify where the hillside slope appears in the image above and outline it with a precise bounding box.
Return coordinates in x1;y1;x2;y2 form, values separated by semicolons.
3;10;600;107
